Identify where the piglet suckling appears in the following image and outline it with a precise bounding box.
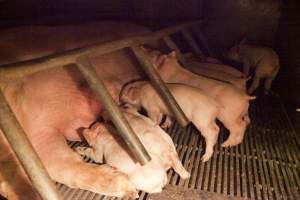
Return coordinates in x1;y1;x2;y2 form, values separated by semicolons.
226;43;280;94
120;81;220;162
75;108;189;194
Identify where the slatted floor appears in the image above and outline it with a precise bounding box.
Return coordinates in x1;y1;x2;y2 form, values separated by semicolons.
58;92;300;200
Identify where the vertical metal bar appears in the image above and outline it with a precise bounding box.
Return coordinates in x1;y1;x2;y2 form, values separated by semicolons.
76;56;151;165
192;26;215;57
0;90;61;200
181;29;206;61
162;36;189;67
131;45;189;127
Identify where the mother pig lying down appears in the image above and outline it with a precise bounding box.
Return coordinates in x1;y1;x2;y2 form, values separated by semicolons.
141;47;256;147
76;107;189;194
0;22;158;198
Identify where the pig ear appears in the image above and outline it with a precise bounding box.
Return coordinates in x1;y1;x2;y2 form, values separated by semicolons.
168;51;177;58
126;86;140;105
155;54;167;67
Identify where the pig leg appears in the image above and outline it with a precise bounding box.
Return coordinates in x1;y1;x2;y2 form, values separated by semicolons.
161;116;172;129
243;62;251;76
35;128;137;198
170;152;190;179
154;128;190;179
248;75;261;94
197;123;219;162
264;77;274;95
264;67;278;95
147;109;164;125
75;147;103;163
221;119;247;147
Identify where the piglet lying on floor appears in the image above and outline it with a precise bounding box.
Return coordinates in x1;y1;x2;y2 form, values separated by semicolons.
120;81;220;162
75;108;189;194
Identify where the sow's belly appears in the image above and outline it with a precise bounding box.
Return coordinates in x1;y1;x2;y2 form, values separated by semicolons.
3;47;145;141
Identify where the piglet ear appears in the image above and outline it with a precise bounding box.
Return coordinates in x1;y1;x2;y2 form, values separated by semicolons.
127;87;140;104
168;51;177;58
155;54;167;68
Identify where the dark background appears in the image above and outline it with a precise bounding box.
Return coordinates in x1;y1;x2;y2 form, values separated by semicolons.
0;0;299;123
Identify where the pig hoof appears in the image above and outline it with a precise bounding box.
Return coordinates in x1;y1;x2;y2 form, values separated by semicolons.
180;171;191;179
161;118;172;129
161;122;171;129
201;154;211;162
221;140;241;147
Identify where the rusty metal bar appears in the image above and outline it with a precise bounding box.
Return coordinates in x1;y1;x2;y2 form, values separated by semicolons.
76;56;151;165
131;45;189;127
181;29;206;61
163;36;188;67
0;20;205;82
0;90;61;200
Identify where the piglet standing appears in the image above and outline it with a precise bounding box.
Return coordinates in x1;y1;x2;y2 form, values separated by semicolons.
120;81;220;162
141;48;255;147
226;43;280;94
76;108;189;194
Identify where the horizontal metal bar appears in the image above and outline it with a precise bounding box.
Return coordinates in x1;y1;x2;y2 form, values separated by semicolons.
131;46;189;127
76;56;151;165
0;20;204;82
0;90;61;200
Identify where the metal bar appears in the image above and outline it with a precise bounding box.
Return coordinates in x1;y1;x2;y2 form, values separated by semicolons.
0;39;134;82
0;90;61;200
162;36;188;67
136;20;204;44
0;20;205;82
131;45;189;127
76;56;151;165
181;29;206;61
192;26;215;57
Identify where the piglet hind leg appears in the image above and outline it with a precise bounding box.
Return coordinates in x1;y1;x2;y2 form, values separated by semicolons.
35;128;137;198
221;120;247;147
248;75;261;94
170;151;190;179
198;123;219;162
264;67;279;95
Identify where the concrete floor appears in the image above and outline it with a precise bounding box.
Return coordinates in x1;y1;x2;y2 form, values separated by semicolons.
149;186;249;200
